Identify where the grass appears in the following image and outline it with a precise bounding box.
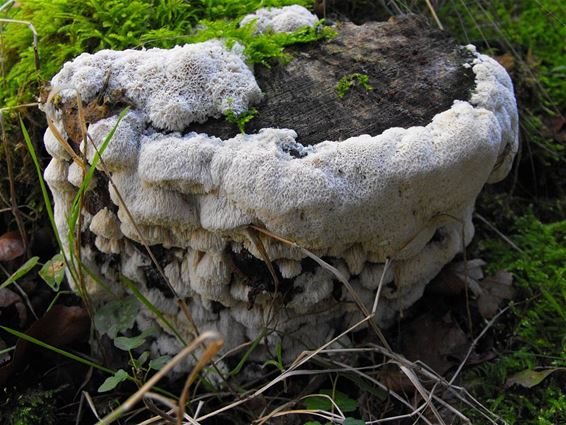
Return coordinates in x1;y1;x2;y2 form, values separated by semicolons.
465;215;566;424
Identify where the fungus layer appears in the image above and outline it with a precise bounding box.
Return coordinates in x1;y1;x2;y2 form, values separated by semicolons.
42;15;518;365
240;5;319;33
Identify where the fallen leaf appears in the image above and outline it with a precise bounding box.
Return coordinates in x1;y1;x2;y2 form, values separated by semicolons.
399;312;469;375
506;368;565;389
477;270;515;319
38;253;65;291
0;231;25;262
0;337;13;365
375;367;413;392
428;259;485;296
495;53;515;72
0;288;27;327
0;304;90;386
546;114;566;144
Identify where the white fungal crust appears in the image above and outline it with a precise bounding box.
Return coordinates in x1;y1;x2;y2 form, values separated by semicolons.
43;37;518;367
51;40;262;131
240;5;319;33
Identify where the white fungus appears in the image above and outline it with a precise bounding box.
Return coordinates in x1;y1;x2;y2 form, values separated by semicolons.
43;27;518;367
52;40;262;131
240;5;319;33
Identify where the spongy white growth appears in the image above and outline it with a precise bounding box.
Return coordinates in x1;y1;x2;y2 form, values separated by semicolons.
43;39;518;368
51;40;262;131
240;5;319;33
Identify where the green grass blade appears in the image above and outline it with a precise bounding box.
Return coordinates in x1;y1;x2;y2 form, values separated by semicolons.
67;107;129;241
20;118;63;251
120;275;186;345
0;325;116;376
229;329;265;376
0;256;39;289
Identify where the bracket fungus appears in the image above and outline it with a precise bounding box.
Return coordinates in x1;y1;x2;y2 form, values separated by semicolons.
41;11;518;366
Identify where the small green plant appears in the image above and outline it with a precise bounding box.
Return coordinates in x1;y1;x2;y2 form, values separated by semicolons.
263;340;285;371
336;73;373;98
466;213;566;424
224;107;258;133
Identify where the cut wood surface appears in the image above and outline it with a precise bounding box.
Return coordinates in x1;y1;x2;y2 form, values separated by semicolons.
192;15;476;145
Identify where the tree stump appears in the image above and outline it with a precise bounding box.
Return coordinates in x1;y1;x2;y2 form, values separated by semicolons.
41;13;518;365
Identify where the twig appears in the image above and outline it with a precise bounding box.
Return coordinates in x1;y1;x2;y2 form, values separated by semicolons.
474;213;524;253
0;18;40;70
425;0;444;30
96;331;222;425
371;258;391;315
177;340;223;425
449;305;510;385
0;113;27;253
82;391;102;421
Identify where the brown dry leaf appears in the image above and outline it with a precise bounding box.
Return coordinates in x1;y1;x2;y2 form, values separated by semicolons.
0;231;25;262
546;115;566;144
428;259;485;296
495;53;515;72
0;288;27;327
477;270;515;319
0;304;90;386
399;312;469;375
375;367;413;392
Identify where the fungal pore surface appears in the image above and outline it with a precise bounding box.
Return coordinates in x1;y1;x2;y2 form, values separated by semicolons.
42;8;518;368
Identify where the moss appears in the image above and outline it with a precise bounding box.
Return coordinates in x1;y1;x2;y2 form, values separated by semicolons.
0;0;324;108
335;73;373;98
0;387;59;425
438;0;566;163
467;214;566;424
224;107;258;133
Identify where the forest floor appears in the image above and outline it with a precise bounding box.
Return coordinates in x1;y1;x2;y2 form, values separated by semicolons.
0;1;564;424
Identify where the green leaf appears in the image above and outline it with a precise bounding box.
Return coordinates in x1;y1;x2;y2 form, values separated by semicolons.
39;253;66;291
114;328;154;351
0;257;39;289
304;389;358;413
506;368;565;389
98;369;129;393
93;296;139;339
149;355;171;371
343;418;365;425
131;351;149;369
120;275;186;345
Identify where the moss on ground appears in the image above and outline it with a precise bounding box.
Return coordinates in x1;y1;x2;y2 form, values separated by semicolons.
466;215;566;424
